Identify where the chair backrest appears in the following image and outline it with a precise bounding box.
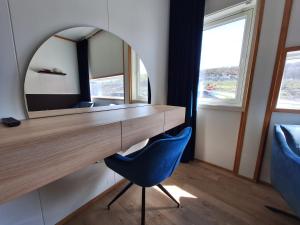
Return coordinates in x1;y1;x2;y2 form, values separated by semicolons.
272;125;300;216
131;127;192;187
278;125;300;156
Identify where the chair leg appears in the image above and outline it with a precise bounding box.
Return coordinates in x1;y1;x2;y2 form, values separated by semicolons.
107;182;133;209
141;187;146;225
265;205;300;221
157;184;180;208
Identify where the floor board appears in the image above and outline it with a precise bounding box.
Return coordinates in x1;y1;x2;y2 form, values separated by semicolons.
63;162;299;225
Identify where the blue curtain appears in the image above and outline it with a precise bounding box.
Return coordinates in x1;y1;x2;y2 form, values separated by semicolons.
167;0;205;162
77;39;91;102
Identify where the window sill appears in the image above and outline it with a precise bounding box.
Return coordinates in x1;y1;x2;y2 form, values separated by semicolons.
273;108;300;114
198;104;243;112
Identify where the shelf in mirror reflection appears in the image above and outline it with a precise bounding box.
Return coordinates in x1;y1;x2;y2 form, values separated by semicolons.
30;68;67;76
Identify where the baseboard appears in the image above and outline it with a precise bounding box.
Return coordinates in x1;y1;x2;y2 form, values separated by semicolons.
259;180;272;187
56;179;126;225
195;159;233;173
236;174;256;183
195;159;259;183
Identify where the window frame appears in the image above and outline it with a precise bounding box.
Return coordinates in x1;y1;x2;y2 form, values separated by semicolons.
198;7;255;107
89;74;125;100
273;46;300;112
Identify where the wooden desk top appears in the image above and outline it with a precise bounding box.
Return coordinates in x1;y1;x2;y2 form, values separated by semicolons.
0;105;181;145
0;104;185;204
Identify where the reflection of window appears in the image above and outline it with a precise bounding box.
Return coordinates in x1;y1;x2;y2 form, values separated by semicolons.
198;10;253;106
136;59;148;101
90;75;124;99
277;50;300;110
131;50;148;102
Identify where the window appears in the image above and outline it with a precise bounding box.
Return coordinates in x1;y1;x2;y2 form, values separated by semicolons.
90;75;124;99
198;9;253;107
276;50;300;110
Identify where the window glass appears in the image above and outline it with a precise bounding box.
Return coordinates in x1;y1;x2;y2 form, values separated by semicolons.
198;15;249;106
90;75;124;99
277;50;300;109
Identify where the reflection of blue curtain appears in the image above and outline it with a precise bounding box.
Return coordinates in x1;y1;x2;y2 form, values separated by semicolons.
148;79;151;104
167;0;205;162
77;40;91;102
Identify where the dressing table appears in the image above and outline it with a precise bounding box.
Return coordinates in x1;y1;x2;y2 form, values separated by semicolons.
0;104;185;204
0;26;186;204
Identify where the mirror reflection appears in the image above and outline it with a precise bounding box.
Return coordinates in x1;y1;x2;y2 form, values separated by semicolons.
24;27;149;112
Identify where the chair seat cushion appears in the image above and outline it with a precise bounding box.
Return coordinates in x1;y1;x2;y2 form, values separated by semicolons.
281;125;300;156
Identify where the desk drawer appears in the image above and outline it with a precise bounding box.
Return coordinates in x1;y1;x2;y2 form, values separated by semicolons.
0;122;121;204
121;113;164;150
164;107;185;131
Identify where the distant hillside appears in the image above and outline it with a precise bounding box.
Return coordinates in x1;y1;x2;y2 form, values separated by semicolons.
284;62;300;80
200;66;239;81
199;63;300;81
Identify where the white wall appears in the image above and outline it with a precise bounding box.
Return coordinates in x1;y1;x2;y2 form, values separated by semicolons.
0;0;170;225
89;31;124;78
195;108;241;170
239;0;285;178
195;0;252;171
25;37;80;94
39;163;115;225
0;0;25;120
259;0;300;183
0;192;43;225
286;0;300;48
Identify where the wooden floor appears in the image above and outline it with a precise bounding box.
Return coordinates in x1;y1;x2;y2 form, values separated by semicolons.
63;162;299;225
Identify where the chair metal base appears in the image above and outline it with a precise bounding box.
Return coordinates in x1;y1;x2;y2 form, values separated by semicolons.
265;205;300;221
107;182;181;225
156;183;180;208
107;182;133;209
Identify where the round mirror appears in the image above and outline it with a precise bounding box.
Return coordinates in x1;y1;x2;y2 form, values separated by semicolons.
24;27;150;117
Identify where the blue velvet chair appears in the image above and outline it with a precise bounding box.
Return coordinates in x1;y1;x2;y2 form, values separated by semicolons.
269;124;300;219
104;127;192;225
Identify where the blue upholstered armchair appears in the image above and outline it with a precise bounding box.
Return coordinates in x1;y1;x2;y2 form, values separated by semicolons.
104;127;192;225
270;124;300;218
